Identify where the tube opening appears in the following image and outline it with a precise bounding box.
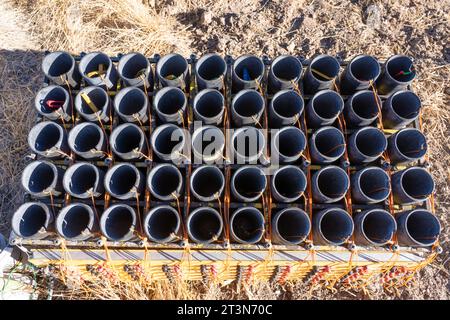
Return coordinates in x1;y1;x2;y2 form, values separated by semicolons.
33;123;61;152
108;165;139;196
158;54;188;79
197;55;226;80
79;87;107;115
68;164;98;196
359;169;390;201
103;206;135;241
73;125;102;152
146;207;179;242
317;167;349;200
406;210;440;246
272;91;304;118
194;90;224;118
355;128;387;157
319;210;353;245
233;91;264;117
362;210;396;245
402;168;434;200
396;129;427;159
153;125;185;156
271;56;302;81
351;91;379;120
314;128;345;158
350;55;380;81
234;56;264;81
312;91;343;119
233;167;266;200
275;209;310;244
273;167;306;199
191;166;224;200
188;208;223;243
120;53;149;79
14;204;48;238
276;127;306;158
37;87;68;114
392;91;421;119
149;165;182;200
192;127;224;159
310;55;340;81
114;125;143;154
80;53;111;78
231;208;264;244
43;52;73;77
117;88;146;116
156;88;186;115
23;162;55;193
232;127;265;160
59;205;92;239
387;56;415;82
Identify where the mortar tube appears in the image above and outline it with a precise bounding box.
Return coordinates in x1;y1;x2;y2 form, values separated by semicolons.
28;121;70;159
305;90;344;128
110;123;148;160
21;160;64;198
353;209;397;246
231;127;266;164
12;202;53;240
343;90;380;127
62;162;105;199
68;122;107;159
391;167;435;205
387;128;427;164
267;55;303;93
195;53;227;91
231;89;265;127
187;207;223;244
271;165;307;203
231;166;267;202
34;85;72;121
271;126;306;164
144;205;181;243
114;87;149;123
351;167;390;204
56;203;98;241
151;124;188;163
232;55;265;92
193;89;225;125
311;165;349;203
272;208;311;245
75;86;111;123
104;163;144;200
153;86;187;124
156;53;189;89
190;165;225;202
269;89;304;128
117;52;154;89
312;208;354;246
147;164;183;201
376;55;416;95
396;209;440;247
308;126;346;164
339;54;381;95
230;207;265;244
347;127;387;164
191;126;225;163
382;90;421;129
302;54;340;94
78;52;118;90
100;204;137;242
42;51;80;87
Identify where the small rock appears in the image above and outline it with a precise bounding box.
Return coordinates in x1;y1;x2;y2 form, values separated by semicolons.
364;4;382;29
219;17;226;25
200;11;213;25
287;42;296;52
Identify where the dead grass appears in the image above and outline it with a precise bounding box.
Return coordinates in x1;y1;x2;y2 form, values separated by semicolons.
1;0;449;299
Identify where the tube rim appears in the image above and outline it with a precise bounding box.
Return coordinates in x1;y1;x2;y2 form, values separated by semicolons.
68;122;105;156
232;54;265;83
270;89;304;121
388;90;421;122
271;126;306;163
110;123;146;159
75;86;109;119
187;207;223;244
156;53;188;82
151;123;187;161
62;162;101;198
231;89;265;122
347;90;380;122
55;203;96;240
12;202;52;239
230;207;265;244
355;167;391;203
316;208;354;245
104;163;142;200
195;53;227;82
271;165;306;203
147;163;183;201
191;125;225;162
100;204;137;242
309;126;346;162
28;121;65;155
231;126;266;163
392;128;427;162
117;52;151;83
269;54;303;83
21;160;60;197
144;205;181;243
346;54;381;83
42;51;76;79
34;85;70;117
384;54;416;85
313;165;349;203
190;165;225;201
357;209;397;246
231;165;267;202
272;208;311;245
398;167;435;202
309;89;344;122
114;86;148;119
351;126;387;159
402;209;441;247
78;51;113;81
154;86;187;117
193;89;225;123
307;54;340;83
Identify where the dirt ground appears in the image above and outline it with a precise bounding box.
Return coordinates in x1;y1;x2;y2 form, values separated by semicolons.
0;0;448;299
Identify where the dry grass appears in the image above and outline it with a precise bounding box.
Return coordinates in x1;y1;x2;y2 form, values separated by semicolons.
0;0;449;299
